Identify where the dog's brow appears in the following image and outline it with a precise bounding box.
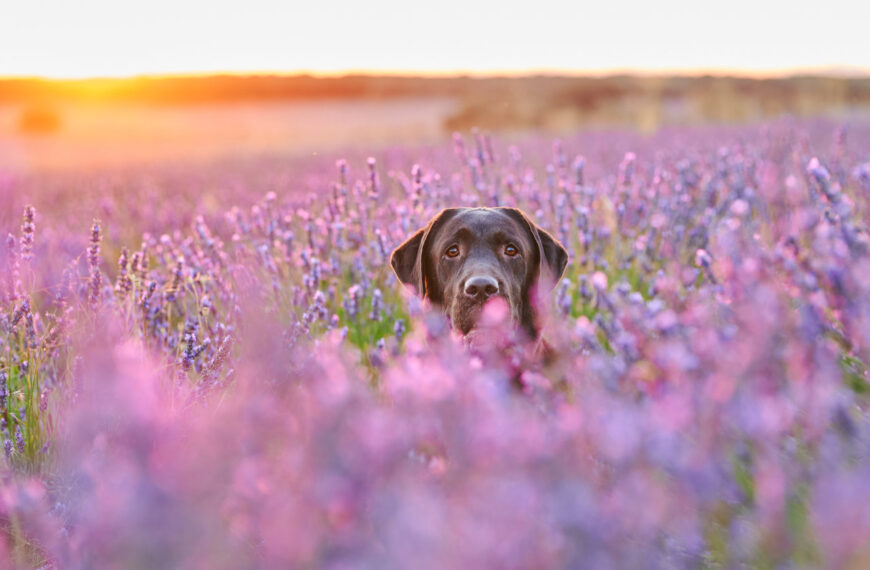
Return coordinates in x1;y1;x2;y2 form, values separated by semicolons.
450;227;474;242
489;230;518;244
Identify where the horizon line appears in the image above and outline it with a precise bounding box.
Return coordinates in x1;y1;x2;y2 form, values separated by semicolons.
3;65;869;82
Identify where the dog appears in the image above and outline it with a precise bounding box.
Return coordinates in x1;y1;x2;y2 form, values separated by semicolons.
390;207;568;342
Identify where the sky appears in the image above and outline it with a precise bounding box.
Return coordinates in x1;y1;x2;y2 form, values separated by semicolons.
1;0;868;78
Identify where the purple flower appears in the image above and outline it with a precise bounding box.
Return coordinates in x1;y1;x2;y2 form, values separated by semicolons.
20;205;35;264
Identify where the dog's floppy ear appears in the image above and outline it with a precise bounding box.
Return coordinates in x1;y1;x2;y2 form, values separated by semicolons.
390;229;425;291
390;208;460;299
499;208;568;289
538;226;569;287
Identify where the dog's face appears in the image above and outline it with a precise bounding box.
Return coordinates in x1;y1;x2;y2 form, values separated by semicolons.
391;208;568;338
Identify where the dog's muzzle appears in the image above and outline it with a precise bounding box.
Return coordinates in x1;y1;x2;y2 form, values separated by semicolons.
463;275;500;302
450;274;513;335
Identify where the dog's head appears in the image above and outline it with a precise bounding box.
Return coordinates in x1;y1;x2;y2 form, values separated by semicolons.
391;207;568;338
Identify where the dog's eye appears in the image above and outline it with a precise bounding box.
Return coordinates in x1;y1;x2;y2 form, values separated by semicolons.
446;245;460;258
504;244;519;257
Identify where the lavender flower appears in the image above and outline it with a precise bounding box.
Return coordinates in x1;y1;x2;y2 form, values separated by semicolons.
88;221;102;308
0;372;7;410
369;288;383;322
336;158;348;187
10;300;28;328
375;230;389;262
367;157;380;199
20;205;35;264
6;233;20;302
344;285;361;322
115;247;132;297
556;278;572;316
166;257;184;302
181;317;199;370
573;155;586;187
14;424;24;454
393;318;406;342
24;307;37;349
619;151;636;188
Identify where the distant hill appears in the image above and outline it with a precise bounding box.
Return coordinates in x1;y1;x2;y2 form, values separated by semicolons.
0;75;481;104
2;74;869;131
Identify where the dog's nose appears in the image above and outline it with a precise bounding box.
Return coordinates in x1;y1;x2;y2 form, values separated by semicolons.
464;275;499;301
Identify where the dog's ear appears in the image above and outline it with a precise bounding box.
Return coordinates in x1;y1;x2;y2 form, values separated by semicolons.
390;208;460;299
538;226;569;287
390;229;425;290
499;208;568;289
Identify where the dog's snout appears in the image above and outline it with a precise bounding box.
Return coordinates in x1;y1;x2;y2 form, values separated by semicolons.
464;275;499;301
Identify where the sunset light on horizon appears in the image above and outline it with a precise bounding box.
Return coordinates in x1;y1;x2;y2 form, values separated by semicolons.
3;0;869;79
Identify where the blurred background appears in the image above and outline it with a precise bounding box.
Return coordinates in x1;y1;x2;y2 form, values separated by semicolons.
1;0;868;172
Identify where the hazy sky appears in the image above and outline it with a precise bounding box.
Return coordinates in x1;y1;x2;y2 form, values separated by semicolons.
1;0;867;78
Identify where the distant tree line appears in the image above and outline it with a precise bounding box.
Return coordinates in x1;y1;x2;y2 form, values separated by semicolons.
3;74;869;131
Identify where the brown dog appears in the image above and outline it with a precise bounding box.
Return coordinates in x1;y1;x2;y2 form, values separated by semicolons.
391;207;568;340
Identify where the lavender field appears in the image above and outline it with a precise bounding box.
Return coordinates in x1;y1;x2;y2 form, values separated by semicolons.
2;119;870;568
